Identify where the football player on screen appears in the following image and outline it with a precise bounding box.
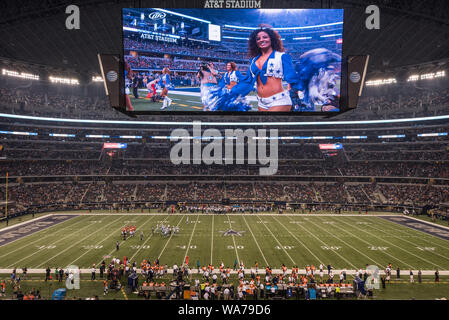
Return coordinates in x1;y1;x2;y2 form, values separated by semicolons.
124;61;134;111
160;67;172;110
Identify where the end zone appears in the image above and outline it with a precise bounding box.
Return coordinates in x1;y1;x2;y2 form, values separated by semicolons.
0;215;78;247
379;216;449;241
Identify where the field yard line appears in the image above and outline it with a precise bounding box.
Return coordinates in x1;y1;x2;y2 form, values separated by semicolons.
67;215;146;266
96;214;167;266
1;215;88;258
128;214;165;262
210;215;214;265
345;217;447;269
322;217;412;268
255;215;296;266
285;216;357;269
157;215;185;260
5;216;101;268
375;217;449;253
271;216;323;265
344;217;445;269
241;215;269;266
35;216;125;269
306;217;384;267
226;214;240;266
183;214;200;265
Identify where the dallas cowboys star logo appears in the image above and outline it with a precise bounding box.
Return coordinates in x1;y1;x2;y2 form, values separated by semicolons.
219;229;246;236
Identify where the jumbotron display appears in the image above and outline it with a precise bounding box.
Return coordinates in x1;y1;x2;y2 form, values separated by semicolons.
121;8;344;113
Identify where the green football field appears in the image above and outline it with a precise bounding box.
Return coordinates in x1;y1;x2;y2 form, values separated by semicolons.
129;88;259;112
2;212;449;271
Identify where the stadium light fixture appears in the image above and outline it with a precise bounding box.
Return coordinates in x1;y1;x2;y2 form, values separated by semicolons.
153;8;211;24
408;71;445;82
85;134;110;138
224;22;343;31
49;76;79;85
223;36;249;40
123;26;180;39
377;134;406;138
320;33;342;38
2;68;39;80
49;133;76;137
187;38;209;43
365;78;397;86
119;135;143;139
259;9;285;13
420;71;445;80
2;113;449;126
0;130;38;136
417;132;448;137
292;36;312;40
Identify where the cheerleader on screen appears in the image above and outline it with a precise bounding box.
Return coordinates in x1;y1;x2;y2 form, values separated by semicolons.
220;62;244;92
159;67;172;110
210;25;300;112
246;25;300;111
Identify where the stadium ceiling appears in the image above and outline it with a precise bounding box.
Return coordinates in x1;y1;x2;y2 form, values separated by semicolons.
0;0;448;75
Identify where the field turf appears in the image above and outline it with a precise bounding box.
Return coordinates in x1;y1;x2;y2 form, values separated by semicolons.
1;212;449;300
2;212;449;271
129;89;258;111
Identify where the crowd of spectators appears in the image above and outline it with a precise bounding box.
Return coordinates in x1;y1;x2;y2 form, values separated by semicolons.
376;184;449;206
125;54;246;75
2;158;449;179
225;184;255;199
124;38;248;61
2;182;449;217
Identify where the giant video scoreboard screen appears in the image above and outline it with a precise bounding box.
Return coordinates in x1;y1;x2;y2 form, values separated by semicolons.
121;8;344;114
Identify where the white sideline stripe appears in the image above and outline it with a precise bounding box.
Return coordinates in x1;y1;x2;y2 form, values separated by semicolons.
35;216;124;268
306;217;382;267
226;214;240;266
49;213;401;217
0;214;53;232
128;214;163;262
405;215;449;231
0;215;86;256
345;216;445;269
157;215;185;259
375;217;449;256
285;215;356;269
256;215;296;266
323;216;413;269
5;216;100;268
272;216;323;265
210;215;214;265
2;269;448;276
183;214;200;264
241;215;269;266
